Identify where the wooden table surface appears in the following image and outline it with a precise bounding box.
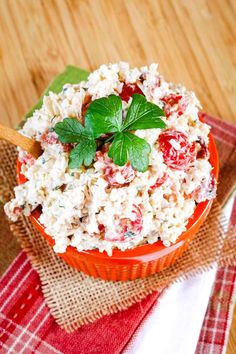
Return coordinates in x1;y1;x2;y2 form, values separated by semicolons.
0;0;235;352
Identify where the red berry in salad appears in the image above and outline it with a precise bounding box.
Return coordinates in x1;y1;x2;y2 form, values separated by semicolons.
104;163;136;187
119;83;144;103
106;204;143;242
41;130;72;152
161;94;187;118
159;130;196;170
96;148;136;187
149;173;168;192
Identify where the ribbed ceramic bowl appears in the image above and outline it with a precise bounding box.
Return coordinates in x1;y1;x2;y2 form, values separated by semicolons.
17;133;218;281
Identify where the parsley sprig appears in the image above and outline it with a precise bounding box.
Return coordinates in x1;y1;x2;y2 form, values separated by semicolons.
55;94;166;172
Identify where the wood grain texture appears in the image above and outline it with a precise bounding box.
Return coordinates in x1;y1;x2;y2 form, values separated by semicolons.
0;0;235;352
0;123;42;157
0;0;235;127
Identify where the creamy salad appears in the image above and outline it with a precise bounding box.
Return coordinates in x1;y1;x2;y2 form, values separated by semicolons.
5;62;217;255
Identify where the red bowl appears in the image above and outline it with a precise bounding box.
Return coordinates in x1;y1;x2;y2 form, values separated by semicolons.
17;133;219;281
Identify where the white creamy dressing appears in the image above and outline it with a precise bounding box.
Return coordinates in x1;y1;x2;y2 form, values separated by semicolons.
4;62;216;255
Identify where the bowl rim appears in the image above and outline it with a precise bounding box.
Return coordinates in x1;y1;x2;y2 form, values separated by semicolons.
17;132;219;261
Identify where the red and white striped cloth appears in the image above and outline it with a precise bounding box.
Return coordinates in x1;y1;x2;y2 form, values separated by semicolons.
0;253;235;354
0;115;236;354
0;252;161;354
196;266;236;354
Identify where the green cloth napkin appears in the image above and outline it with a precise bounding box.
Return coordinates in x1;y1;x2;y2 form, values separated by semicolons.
20;65;89;127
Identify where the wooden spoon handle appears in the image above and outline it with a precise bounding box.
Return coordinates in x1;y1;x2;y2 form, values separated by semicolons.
0;123;42;158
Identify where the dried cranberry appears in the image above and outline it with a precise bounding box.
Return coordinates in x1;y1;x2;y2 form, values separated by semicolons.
98;224;105;233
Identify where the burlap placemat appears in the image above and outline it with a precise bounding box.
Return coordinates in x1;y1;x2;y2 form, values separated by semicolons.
0;132;236;332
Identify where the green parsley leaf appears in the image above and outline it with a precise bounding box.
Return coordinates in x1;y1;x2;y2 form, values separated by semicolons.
85;94;122;137
55;118;91;143
108;132;151;172
69;138;97;169
122;94;166;131
55;118;97;169
54;93;166;172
